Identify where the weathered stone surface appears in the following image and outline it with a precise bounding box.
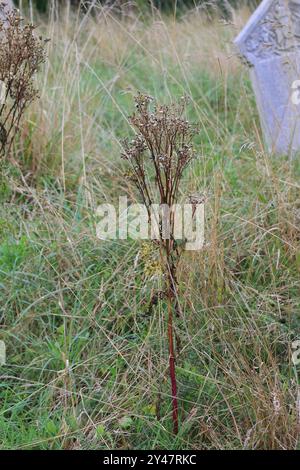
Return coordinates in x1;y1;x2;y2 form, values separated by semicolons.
0;0;13;22
234;0;300;157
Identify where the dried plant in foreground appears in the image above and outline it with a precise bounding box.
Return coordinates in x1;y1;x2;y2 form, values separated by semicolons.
0;5;47;160
122;93;199;434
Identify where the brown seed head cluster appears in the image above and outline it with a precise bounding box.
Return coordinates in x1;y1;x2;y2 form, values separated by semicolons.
0;5;47;158
122;93;197;210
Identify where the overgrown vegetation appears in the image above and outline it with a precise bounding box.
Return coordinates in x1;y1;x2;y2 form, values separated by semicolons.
0;4;299;450
14;0;261;17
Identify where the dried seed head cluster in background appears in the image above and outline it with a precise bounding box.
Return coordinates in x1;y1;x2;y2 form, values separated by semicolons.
0;5;47;158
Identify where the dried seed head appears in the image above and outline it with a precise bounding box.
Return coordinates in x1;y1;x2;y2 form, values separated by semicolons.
123;94;197;191
0;8;47;158
121;94;199;251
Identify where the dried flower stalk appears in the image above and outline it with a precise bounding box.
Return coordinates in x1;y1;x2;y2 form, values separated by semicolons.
0;5;47;159
122;93;198;434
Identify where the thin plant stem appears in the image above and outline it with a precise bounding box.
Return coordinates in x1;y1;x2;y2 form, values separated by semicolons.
122;93;199;434
167;275;179;435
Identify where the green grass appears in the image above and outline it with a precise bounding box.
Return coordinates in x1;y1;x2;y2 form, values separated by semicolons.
0;7;300;450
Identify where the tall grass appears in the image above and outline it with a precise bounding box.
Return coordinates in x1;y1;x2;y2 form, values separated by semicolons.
0;4;299;449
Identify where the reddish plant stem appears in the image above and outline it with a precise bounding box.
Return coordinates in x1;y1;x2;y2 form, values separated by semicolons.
167;274;178;435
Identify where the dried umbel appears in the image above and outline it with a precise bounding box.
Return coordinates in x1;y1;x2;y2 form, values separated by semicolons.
122;93;198;434
0;5;47;159
122;93;197;210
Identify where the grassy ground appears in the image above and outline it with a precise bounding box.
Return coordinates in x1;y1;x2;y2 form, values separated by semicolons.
0;5;300;449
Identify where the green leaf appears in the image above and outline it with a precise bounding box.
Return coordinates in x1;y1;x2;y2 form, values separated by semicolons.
96;424;106;437
119;416;133;429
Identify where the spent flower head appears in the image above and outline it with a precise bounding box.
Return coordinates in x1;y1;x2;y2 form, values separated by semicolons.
122;93;198;209
0;6;47;158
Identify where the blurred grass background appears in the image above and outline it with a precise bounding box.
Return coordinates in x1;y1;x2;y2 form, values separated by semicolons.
0;1;300;449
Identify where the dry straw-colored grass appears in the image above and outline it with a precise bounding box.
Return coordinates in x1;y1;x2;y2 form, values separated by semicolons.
0;4;299;450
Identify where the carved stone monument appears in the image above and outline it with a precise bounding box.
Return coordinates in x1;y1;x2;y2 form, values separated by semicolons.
0;0;13;16
0;0;13;21
234;0;300;157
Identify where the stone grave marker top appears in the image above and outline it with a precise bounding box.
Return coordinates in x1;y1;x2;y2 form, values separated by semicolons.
234;0;300;157
0;0;13;19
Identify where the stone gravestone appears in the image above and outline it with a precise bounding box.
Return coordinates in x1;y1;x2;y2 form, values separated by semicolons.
234;0;300;157
0;0;13;21
0;0;13;16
